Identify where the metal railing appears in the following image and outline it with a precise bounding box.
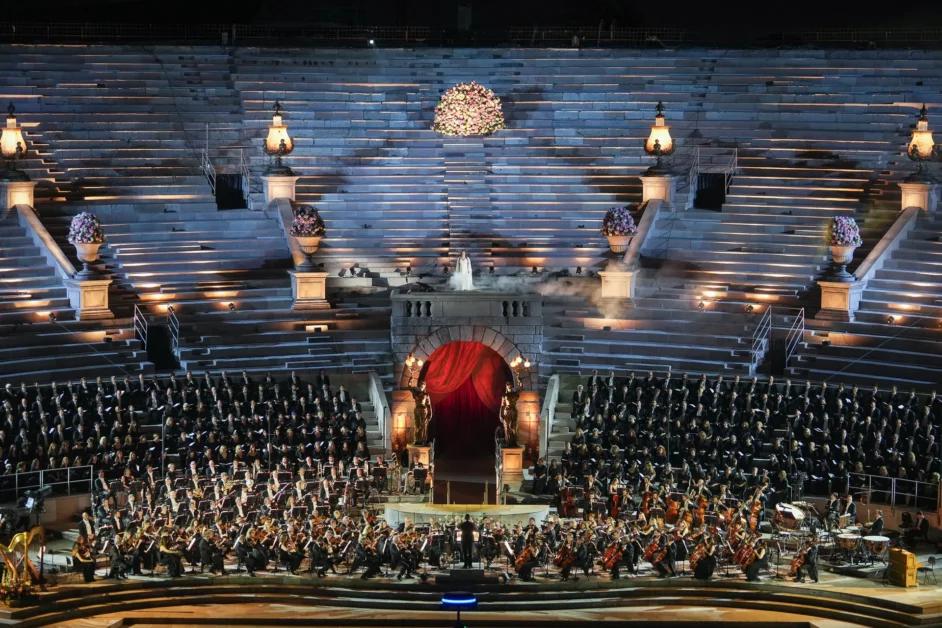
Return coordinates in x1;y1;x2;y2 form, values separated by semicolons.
784;307;805;368
539;374;559;459
240;148;254;210
367;372;390;452
200;124;216;196
132;303;148;347
846;472;940;512
0;465;94;503
750;306;773;374
167;305;180;354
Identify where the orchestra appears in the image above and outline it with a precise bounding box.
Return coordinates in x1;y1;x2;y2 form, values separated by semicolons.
57;369;939;587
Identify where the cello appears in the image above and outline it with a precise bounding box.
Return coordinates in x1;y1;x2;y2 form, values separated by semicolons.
601;540;623;570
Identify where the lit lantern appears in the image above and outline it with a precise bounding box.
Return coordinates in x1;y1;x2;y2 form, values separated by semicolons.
0;102;28;181
644;101;675;172
264;100;295;175
907;104;938;180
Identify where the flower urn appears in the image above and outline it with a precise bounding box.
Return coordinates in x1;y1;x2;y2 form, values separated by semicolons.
606;235;633;254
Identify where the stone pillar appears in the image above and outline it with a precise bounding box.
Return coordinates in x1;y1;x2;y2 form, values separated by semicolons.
0;181;36;209
288;270;329;310
406;444;431;467
65;278;114;321
263;175;300;203
817;280;866;323
500;446;525;492
598;268;638;300
640;174;678;204
898;181;937;212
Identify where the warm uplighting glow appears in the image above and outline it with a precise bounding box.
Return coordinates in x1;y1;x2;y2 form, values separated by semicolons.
265;101;294;154
644;101;674;155
0;102;26;160
909;104;935;160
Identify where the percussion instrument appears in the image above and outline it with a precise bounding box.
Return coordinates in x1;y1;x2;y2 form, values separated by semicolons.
773;503;806;530
837;534;859;551
838;514;851;528
863;535;889;556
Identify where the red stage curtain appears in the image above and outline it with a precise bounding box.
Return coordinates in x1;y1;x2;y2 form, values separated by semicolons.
422;341;510;460
422;341;506;411
431;375;499;458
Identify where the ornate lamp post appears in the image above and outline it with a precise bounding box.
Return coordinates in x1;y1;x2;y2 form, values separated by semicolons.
0;103;29;182
644;101;675;174
264;101;295;176
907;104;939;182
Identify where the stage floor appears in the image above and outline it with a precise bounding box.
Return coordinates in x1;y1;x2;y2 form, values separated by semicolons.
384;502;550;527
15;550;942;628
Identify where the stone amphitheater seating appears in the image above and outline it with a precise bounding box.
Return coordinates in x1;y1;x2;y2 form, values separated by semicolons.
0;45;938;385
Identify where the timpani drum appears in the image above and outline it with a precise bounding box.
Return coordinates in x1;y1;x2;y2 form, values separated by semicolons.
774;503;806;530
863;535;889;556
837;534;860;551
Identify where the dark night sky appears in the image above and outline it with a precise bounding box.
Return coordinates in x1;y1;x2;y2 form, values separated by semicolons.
9;0;942;32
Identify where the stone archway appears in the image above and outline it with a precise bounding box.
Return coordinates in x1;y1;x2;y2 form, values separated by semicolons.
395;325;536;391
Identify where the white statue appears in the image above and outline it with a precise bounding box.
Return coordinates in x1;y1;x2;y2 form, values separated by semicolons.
449;249;474;291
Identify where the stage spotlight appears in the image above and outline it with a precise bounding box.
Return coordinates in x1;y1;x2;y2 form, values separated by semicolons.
576;266;582;275
228;303;236;312
745;304;754;313
697;301;705;311
531;266;538;275
887;315;895;324
368;39;376;46
47;312;56;323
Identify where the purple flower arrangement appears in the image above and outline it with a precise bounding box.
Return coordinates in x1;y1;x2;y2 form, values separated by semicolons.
601;206;638;237
432;81;505;137
67;212;105;244
826;216;862;247
289;205;326;237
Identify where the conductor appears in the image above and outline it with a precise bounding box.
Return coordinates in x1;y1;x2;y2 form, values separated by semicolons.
459;514;477;569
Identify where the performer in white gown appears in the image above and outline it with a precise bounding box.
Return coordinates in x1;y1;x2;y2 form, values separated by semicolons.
449;250;474;291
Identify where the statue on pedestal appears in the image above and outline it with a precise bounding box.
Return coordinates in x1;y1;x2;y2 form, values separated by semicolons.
408;380;433;445
500;373;522;447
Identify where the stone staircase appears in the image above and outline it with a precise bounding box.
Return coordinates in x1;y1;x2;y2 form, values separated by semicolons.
0;213;152;382
791;213;942;389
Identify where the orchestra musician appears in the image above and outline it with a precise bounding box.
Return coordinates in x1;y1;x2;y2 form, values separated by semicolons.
72;536;98;583
868;510;885;537
692;537;716;581
744;539;768;582
158;533;185;578
794;538;819;584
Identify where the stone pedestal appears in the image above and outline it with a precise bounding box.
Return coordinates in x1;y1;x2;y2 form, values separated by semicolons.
65;278;114;321
898;181;937;212
288;270;329;310
500;446;525;492
406;444;431;467
598;268;638;300
0;180;36;210
817;280;866;322
263;175;300;203
640;174;678;204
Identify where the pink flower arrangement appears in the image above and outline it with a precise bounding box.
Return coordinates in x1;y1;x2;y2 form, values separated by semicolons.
601;206;638;237
432;81;505;137
67;212;105;244
289;205;326;237
826;216;862;247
